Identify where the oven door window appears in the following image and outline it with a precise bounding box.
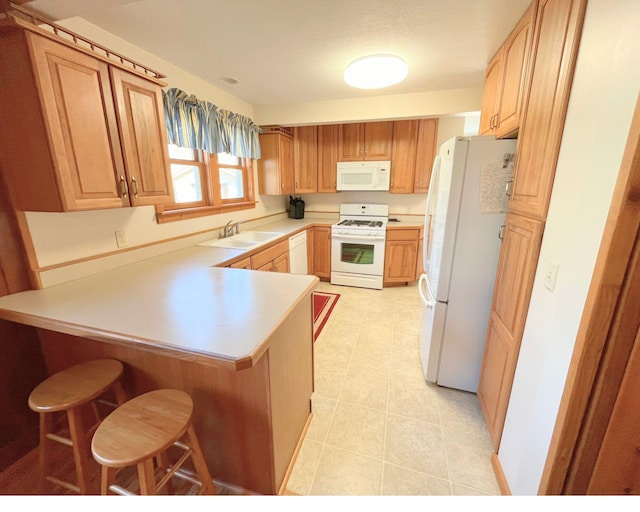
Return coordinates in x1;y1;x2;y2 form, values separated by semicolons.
340;242;375;265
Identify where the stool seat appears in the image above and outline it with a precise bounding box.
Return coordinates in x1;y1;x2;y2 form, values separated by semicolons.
29;359;125;413
91;389;216;495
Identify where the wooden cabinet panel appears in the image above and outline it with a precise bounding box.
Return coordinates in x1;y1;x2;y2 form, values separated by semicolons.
272;252;290;273
338;122;393;161
390;120;419;194
317;125;338;193
110;67;173;206
479;2;535;139
384;240;418;284
251;240;289;270
479;51;504;136
229;257;251;269
311;226;331;280
508;0;587;220
414;119;439;193
293;125;318;193
477;213;544;449
258;130;294;195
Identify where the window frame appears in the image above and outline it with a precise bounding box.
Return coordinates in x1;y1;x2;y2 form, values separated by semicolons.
155;146;256;224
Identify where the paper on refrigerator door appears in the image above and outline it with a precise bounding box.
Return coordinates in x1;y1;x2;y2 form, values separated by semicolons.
479;160;514;213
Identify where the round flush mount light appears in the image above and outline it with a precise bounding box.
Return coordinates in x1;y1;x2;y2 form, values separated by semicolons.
344;54;408;89
220;76;239;85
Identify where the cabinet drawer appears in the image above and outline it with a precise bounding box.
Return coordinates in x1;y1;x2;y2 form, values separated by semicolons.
228;257;251;269
251;239;288;269
386;227;422;241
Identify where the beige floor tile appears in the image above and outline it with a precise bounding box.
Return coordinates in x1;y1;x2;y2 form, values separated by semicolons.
436;387;490;438
314;365;347;400
314;333;355;369
350;341;391;375
385;413;448;479
309;445;383;496
387;376;440;424
338;366;389;411
325;402;386;459
306;394;337;442
443;428;500;495
451;483;494;496
382;464;452;496
286;439;324;495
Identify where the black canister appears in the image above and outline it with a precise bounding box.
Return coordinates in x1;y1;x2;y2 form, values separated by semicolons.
293;197;305;219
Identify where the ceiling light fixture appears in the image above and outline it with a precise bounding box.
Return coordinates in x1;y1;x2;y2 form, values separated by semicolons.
220;76;239;85
344;54;408;90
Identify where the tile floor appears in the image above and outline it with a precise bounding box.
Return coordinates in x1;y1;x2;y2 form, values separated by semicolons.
286;280;500;496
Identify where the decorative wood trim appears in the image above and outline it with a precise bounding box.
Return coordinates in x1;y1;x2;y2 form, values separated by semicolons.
539;93;640;494
14;211;40;289
491;453;511;495
155;200;257;224
277;412;313;495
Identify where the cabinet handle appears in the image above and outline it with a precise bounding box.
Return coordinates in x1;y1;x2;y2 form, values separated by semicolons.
130;176;139;198
364;146;368;155
119;176;129;198
505;179;513;197
498;224;505;241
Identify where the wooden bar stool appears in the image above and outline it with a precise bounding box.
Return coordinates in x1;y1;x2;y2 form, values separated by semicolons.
91;389;216;495
28;358;127;494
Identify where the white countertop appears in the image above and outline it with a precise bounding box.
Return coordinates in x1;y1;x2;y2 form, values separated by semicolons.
0;218;324;370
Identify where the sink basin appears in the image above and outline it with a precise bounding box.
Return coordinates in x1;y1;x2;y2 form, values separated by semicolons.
197;231;282;249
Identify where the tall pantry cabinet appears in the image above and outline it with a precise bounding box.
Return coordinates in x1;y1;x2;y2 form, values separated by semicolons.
477;0;588;450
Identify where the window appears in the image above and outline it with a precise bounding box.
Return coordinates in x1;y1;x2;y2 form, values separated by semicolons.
156;145;255;223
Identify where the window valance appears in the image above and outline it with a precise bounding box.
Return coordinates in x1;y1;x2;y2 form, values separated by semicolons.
162;88;262;159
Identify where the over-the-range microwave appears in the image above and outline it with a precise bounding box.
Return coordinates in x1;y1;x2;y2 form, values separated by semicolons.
336;160;391;191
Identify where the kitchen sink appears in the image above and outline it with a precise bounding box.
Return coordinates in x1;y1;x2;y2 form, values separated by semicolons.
197;231;282;249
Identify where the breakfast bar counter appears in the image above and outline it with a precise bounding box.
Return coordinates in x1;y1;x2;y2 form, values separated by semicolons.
0;255;319;495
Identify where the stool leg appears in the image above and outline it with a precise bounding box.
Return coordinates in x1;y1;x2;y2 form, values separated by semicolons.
138;458;157;495
112;380;128;406
184;425;216;495
155;452;175;494
38;413;53;493
67;406;90;494
101;466;117;495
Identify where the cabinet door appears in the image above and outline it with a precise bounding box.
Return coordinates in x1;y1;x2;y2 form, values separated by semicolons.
495;2;536;139
317;124;338;193
293;126;318;193
273;253;290;273
280;135;295;195
229;257;252;269
508;0;587;220
28;34;127;210
338;123;364;161
390;120;418;194
477;213;544;449
384;240;418;283
110;67;173;206
257;132;294;195
364;121;394;160
414;119;439;193
479;50;503;136
313;226;331;279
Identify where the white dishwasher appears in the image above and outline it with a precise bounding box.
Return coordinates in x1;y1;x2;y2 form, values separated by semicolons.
288;230;308;274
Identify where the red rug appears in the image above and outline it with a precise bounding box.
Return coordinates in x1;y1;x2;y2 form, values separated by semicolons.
312;292;340;341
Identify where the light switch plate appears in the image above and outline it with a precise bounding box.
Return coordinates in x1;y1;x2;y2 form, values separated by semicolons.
544;261;559;292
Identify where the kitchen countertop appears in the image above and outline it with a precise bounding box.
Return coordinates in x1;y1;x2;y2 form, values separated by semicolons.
0;218;323;371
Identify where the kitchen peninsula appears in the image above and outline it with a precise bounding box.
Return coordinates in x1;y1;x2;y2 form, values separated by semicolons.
0;247;318;495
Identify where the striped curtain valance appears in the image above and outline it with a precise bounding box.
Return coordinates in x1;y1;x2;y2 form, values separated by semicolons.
162;88;262;159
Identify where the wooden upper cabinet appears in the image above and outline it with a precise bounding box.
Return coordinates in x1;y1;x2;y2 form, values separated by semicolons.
0;29;172;212
110;67;173;206
477;213;544;449
317;124;338;193
390;120;419;194
257;129;294;195
479;2;536;139
414;118;439;193
293;125;318;193
509;0;587;220
338;121;393;161
390;118;438;194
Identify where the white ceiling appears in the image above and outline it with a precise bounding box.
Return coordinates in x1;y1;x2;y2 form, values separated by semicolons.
24;0;531;107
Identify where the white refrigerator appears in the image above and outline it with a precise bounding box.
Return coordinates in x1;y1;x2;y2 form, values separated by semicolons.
419;135;517;392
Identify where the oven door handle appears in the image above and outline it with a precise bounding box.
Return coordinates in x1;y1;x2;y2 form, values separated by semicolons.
331;233;385;241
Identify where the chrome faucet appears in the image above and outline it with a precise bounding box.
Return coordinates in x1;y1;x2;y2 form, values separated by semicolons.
222;220;241;238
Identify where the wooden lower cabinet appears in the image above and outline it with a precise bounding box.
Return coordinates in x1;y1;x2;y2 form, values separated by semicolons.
228;257;251;269
310;226;331;280
384;227;422;285
251;240;290;272
477;213;544;449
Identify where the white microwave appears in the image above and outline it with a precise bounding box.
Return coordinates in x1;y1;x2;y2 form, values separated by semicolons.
336;160;391;191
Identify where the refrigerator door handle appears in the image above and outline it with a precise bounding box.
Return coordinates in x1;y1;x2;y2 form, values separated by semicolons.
418;274;436;308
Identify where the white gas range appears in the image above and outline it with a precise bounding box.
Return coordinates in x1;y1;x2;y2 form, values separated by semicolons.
330;204;389;290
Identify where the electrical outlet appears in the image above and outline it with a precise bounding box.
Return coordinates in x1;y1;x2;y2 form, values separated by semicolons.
115;230;128;248
544;261;559;292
